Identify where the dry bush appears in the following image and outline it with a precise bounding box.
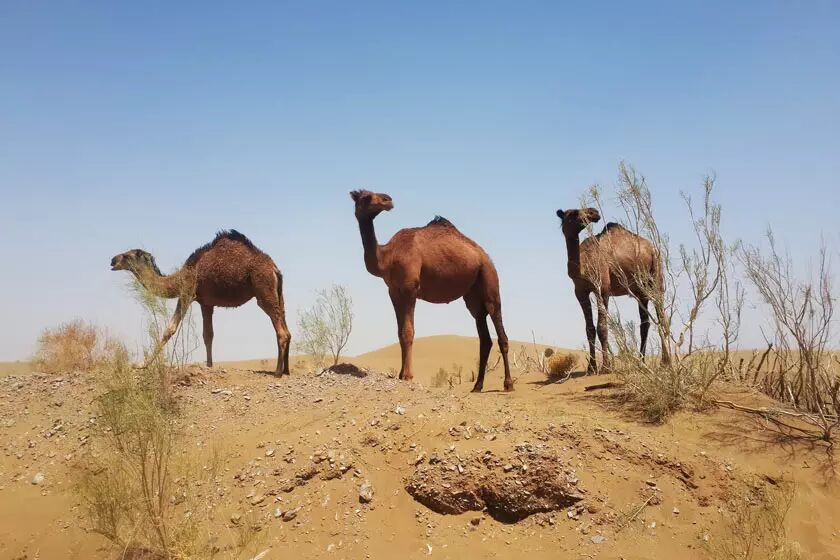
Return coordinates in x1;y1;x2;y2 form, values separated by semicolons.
545;353;576;381
511;332;551;375
76;283;261;559
706;482;802;560
584;163;740;421
432;363;465;389
296;284;353;368
738;233;839;441
33;319;128;373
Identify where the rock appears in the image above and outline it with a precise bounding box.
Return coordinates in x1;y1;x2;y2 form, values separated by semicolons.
394;406;406;415
282;507;300;522
250;494;265;506
591;535;606;544
470;517;482;526
672;507;680;515
406;447;584;522
230;513;242;525
359;481;374;504
265;449;275;457
31;472;45;485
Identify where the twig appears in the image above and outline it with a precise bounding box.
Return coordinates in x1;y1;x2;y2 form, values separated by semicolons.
617;495;655;532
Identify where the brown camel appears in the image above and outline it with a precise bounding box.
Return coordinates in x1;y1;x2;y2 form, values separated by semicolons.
556;208;668;373
351;190;513;392
110;230;291;375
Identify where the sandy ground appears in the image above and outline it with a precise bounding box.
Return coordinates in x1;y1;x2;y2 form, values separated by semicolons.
1;335;839;560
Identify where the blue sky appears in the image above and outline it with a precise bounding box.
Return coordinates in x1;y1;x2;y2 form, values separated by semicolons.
1;1;838;361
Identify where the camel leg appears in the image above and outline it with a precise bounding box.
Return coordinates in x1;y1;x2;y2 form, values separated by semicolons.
390;290;417;382
464;291;492;393
487;306;513;392
638;297;650;357
577;290;597;374
262;309;290;376
596;294;611;371
262;308;290;376
144;297;190;368
201;304;214;367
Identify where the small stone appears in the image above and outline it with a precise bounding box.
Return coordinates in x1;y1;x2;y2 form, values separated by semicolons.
503;464;514;473
230;513;242;525
673;507;680;515
265;449;275;457
394;406;406;415
470;517;482;526
359;481;374;504
591;535;606;544
282;507;300;522
31;472;45;485
250;495;265;506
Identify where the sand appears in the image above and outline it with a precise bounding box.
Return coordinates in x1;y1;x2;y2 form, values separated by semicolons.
1;335;838;559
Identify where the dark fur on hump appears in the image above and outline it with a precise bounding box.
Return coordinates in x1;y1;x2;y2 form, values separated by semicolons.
427;216;455;228
185;229;260;266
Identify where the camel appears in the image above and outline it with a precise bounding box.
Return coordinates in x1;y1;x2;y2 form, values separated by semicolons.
110;230;291;375
556;208;668;373
351;190;513;392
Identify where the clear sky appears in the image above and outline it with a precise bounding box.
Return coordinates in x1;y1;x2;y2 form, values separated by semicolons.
1;1;838;362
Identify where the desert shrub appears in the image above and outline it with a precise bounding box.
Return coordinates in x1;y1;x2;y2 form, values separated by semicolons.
546;353;576;381
76;281;261;559
739;233;839;440
297;285;353;367
544;348;554;359
33;319;128;373
432;364;464;388
706;482;802;560
584;163;740;421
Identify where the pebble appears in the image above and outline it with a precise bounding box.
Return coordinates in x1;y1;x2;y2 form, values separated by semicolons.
31;472;45;486
359;481;374;504
591;535;606;544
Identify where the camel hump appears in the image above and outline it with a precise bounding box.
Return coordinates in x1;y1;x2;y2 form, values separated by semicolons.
427;216;455;228
603;222;624;232
213;229;257;250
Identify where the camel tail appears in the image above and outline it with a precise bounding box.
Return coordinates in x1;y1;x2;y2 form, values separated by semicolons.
275;269;286;315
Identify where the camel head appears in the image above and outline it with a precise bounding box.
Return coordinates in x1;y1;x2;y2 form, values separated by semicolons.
110;249;162;275
556;207;601;236
350;189;394;219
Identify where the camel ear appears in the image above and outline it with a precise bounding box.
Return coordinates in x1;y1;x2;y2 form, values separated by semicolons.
556;209;565;219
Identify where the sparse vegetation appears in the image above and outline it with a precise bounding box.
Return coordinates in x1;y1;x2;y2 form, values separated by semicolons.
739;232;839;441
75;282;261;559
545;353;576;382
706;482;802;560
297;285;354;367
33;319;128;374
433;363;465;388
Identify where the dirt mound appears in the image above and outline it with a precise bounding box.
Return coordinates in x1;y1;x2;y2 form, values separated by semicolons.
320;362;368;378
405;444;584;522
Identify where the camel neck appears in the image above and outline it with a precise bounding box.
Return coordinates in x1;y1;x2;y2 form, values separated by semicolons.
357;216;383;277
564;232;582;279
133;266;186;299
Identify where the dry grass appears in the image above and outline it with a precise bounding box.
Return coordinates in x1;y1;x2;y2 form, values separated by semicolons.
706;482;802;560
545;353;576;381
74;283;262;559
33;319;127;373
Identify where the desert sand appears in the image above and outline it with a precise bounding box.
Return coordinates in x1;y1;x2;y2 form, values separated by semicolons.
1;335;838;559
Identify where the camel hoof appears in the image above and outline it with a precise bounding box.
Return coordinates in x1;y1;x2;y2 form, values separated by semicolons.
504;384;515;392
471;385;483;393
